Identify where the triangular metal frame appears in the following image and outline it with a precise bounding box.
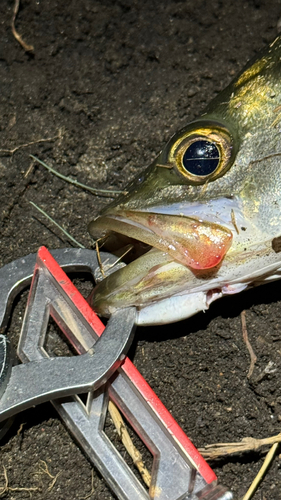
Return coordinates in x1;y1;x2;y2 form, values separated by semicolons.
0;247;232;500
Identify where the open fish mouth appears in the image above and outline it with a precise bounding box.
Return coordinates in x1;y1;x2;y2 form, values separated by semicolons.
88;209;233;271
88;198;281;326
87;200;262;325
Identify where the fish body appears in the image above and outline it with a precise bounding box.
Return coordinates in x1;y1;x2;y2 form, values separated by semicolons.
89;36;281;325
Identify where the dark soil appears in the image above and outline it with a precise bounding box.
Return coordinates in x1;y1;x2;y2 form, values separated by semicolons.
1;1;281;499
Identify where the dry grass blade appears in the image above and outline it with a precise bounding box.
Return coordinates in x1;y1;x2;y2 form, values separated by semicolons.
242;442;279;500
30;201;85;248
0;132;61;155
11;0;34;52
30;154;125;197
95;239;106;278
106;244;134;270
199;432;281;460
108;400;151;487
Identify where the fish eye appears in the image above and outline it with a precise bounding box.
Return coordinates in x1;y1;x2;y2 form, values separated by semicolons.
182;140;220;176
169;124;234;184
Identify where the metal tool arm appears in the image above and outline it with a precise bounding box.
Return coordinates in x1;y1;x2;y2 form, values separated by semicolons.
0;308;136;422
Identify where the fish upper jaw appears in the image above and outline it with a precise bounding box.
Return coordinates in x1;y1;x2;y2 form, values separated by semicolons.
88;209;233;271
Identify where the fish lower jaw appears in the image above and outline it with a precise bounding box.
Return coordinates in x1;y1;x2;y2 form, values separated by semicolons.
133;283;248;326
136;291;210;325
92;287;216;326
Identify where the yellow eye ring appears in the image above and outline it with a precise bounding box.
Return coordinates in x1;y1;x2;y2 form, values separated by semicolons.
169;125;234;184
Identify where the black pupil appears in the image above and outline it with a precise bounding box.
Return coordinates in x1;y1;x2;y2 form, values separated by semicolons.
182;140;219;176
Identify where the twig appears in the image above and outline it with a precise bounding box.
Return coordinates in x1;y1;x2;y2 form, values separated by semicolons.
108;400;151;487
199;432;281;460
242;442;279;500
11;0;34;52
241;310;257;378
30;201;85;248
0;132;61;155
30;154;125;197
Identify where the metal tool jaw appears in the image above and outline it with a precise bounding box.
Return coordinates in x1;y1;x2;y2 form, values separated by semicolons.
0;246;234;500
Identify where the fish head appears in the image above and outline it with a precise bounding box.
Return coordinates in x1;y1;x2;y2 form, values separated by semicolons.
88;36;281;325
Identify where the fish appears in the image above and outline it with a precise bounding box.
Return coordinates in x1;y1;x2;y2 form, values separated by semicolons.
88;35;281;326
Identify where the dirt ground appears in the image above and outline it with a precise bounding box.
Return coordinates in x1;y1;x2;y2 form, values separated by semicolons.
1;0;281;499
